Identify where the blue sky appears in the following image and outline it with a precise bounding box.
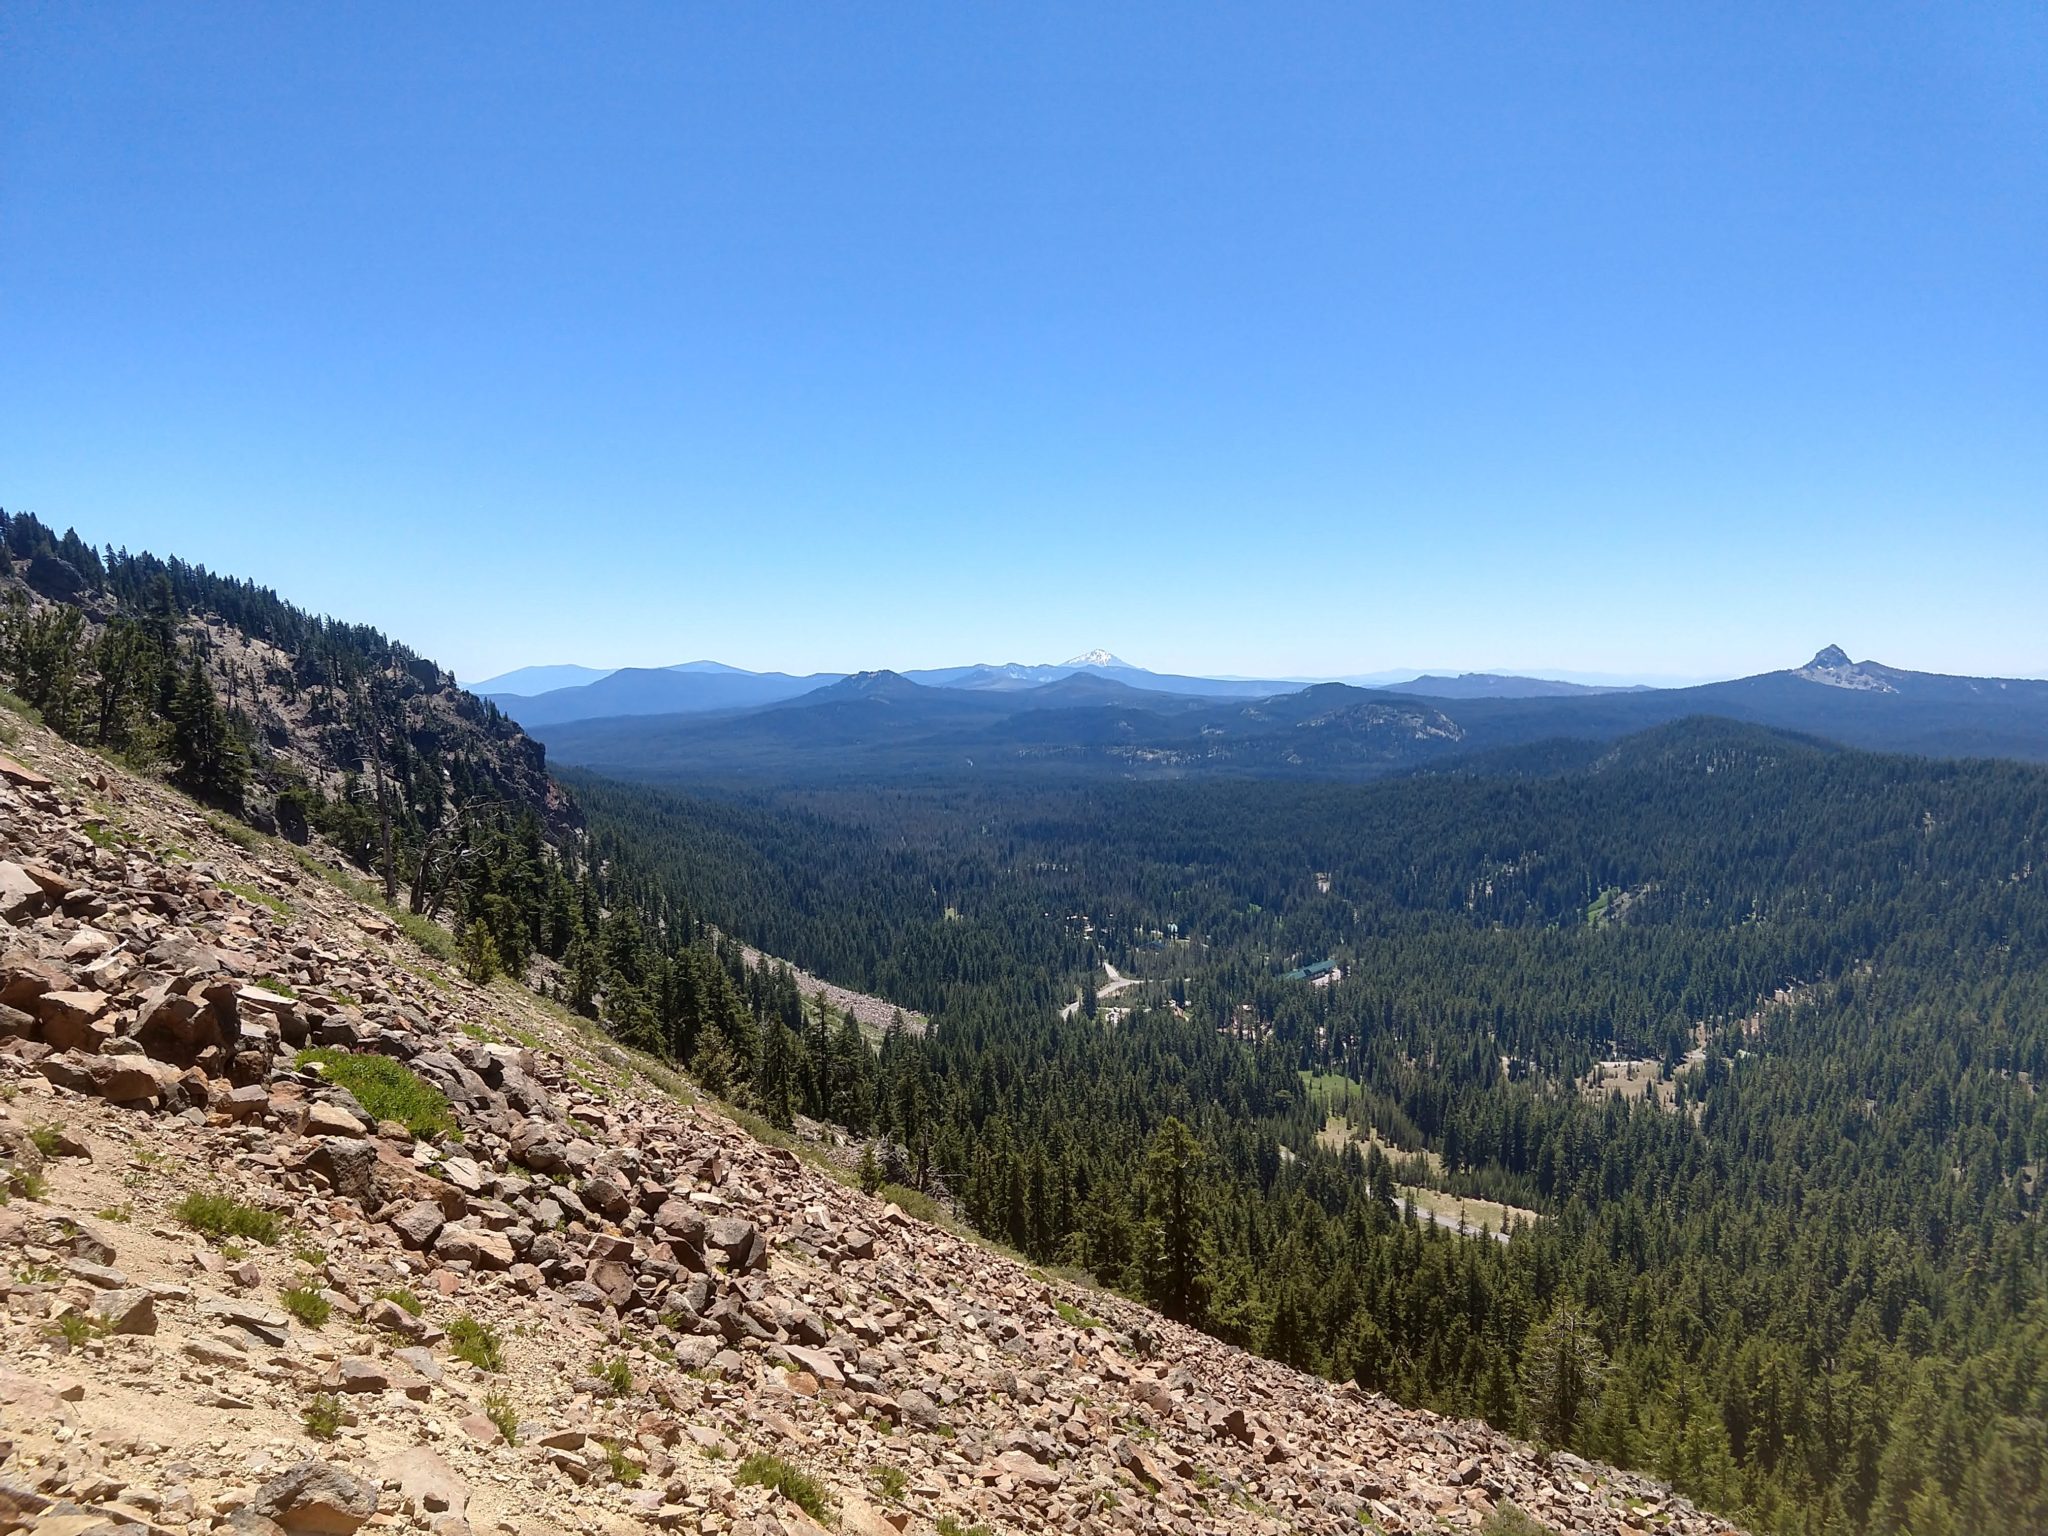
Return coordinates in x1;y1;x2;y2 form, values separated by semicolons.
2;4;2043;683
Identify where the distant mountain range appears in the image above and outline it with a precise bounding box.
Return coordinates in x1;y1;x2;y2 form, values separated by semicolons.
472;651;1648;725
524;647;2048;786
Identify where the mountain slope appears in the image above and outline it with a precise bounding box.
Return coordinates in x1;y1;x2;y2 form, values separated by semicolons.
0;704;1739;1536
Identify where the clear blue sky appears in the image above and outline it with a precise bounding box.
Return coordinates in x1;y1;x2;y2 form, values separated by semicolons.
3;4;2043;683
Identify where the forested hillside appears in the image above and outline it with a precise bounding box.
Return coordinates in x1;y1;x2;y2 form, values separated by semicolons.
563;725;2048;1536
5;509;2043;1533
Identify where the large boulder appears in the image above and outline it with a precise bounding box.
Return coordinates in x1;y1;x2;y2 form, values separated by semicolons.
247;1459;380;1535
33;990;112;1052
36;1049;177;1104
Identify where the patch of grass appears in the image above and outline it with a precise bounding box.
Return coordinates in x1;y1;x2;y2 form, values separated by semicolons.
13;1260;61;1284
303;1392;345;1440
735;1453;832;1522
447;1314;504;1372
175;1188;282;1245
94;1203;133;1223
375;1286;423;1316
281;1285;331;1328
292;1244;328;1268
26;1123;66;1157
256;976;300;999
590;1356;633;1397
937;1518;994;1536
483;1387;520;1445
80;820;128;851
876;1182;946;1224
1054;1298;1104;1331
869;1464;909;1502
293;1048;457;1139
221;880;291;919
1480;1508;1561;1536
207;815;262;851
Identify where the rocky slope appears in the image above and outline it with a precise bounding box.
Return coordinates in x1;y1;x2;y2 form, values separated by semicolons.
0;706;1742;1536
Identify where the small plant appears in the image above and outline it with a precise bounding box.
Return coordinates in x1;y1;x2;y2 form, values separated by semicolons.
375;1286;424;1316
303;1392;345;1440
255;976;300;998
483;1386;520;1445
936;1518;994;1536
48;1311;104;1348
175;1189;283;1245
94;1203;133;1223
459;919;501;984
281;1285;331;1328
869;1464;909;1502
220;1241;249;1261
598;1438;643;1486
14;1260;61;1284
293;1048;457;1140
735;1454;832;1522
5;1167;48;1202
1054;1298;1104;1331
27;1123;67;1157
590;1355;633;1397
292;1244;328;1269
447;1314;504;1372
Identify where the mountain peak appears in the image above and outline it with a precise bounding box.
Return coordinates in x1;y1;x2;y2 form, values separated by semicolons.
1061;648;1128;669
1795;644;1898;693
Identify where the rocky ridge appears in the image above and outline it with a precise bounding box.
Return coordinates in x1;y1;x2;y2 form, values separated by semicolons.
0;706;1743;1536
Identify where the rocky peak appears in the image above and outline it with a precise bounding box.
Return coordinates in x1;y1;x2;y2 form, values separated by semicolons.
1795;644;1897;693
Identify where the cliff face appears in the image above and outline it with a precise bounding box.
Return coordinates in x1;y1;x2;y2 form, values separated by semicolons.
0;510;578;865
0;702;1744;1535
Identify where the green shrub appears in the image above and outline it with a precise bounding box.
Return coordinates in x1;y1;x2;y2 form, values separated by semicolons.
599;1438;643;1486
735;1453;832;1522
26;1123;66;1157
48;1311;103;1347
591;1356;633;1397
293;1048;456;1139
937;1518;994;1536
869;1464;909;1501
281;1285;331;1328
447;1314;504;1372
175;1189;282;1244
303;1392;345;1439
483;1386;521;1445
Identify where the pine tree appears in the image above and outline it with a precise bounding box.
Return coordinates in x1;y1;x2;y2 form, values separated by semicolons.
167;652;248;806
1139;1117;1210;1325
1520;1299;1608;1450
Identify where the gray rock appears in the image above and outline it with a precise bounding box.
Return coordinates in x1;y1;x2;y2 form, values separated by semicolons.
248;1458;380;1535
89;1287;157;1335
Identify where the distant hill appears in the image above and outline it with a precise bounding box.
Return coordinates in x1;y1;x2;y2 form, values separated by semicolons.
468;662;616;695
496;665;845;727
534;645;2048;785
1393;673;1646;699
